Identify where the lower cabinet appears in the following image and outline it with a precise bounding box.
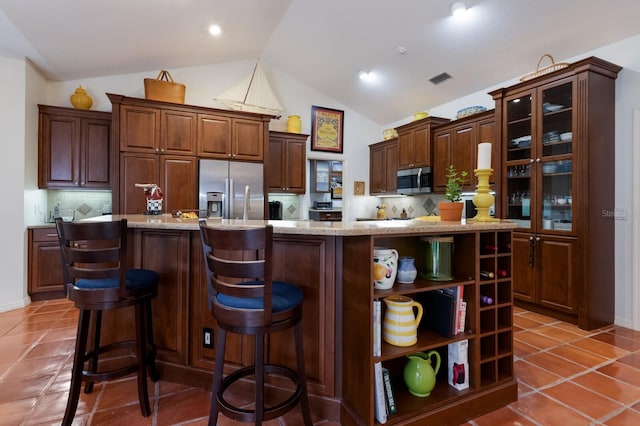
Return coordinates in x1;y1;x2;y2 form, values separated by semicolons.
100;229;191;365
513;232;577;318
28;228;65;301
341;230;516;425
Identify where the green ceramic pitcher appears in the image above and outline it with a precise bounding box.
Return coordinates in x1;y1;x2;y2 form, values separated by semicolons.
403;350;441;397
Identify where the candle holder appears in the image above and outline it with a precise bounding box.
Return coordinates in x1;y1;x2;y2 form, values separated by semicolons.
470;168;499;222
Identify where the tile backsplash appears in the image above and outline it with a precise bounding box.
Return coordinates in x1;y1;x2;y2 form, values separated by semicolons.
46;191;112;222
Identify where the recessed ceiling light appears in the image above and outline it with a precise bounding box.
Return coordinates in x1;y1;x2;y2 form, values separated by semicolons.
397;46;407;55
208;24;222;36
450;1;467;16
359;70;374;82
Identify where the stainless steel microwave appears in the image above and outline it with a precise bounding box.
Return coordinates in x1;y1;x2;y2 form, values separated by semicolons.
397;166;432;195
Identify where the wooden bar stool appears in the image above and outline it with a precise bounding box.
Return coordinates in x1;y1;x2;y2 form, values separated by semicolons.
199;221;312;426
55;218;159;426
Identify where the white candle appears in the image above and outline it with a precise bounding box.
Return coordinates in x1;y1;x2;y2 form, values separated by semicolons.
477;143;492;170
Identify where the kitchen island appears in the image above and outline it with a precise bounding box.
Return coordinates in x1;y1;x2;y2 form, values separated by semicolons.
75;215;518;424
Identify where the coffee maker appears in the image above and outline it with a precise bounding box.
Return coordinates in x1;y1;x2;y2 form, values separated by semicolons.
268;201;283;220
206;192;223;218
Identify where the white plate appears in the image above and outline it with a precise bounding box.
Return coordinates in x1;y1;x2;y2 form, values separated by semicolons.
544;103;563;112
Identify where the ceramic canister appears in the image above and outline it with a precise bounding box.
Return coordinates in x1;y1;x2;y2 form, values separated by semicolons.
373;247;398;290
383;295;423;346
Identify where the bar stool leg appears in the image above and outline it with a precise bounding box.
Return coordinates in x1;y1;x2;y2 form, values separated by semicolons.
135;304;151;416
144;300;159;381
254;334;265;426
84;310;101;394
63;310;91;426
295;321;313;426
209;327;226;425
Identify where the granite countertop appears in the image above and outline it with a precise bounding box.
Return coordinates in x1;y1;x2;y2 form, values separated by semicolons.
47;214;516;236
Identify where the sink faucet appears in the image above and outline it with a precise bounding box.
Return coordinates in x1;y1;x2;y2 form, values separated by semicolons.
243;185;250;220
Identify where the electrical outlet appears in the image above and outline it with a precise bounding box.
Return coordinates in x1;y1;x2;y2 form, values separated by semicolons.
203;327;213;349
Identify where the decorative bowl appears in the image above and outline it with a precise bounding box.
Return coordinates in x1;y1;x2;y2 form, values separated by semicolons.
413;111;429;121
383;128;398;140
456;106;487;119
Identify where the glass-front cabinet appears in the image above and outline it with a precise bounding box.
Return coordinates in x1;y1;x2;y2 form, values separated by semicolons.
504;79;574;234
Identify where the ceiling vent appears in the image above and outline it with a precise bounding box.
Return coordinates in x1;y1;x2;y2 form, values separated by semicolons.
429;72;452;85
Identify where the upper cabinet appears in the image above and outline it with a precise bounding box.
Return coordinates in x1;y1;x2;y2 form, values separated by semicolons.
369;139;398;195
197;114;264;161
432;111;496;193
108;94;272;214
267;131;308;194
490;56;621;330
395;116;449;170
38;105;112;190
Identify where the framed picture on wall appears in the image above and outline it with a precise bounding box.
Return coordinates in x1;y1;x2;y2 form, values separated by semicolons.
311;106;344;153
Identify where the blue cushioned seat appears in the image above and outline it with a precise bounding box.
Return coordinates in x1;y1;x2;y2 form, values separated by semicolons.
75;269;159;290
217;281;303;312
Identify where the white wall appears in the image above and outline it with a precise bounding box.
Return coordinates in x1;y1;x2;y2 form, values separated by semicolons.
0;56;28;311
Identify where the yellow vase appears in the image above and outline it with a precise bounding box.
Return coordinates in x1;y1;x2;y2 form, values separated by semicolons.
287;115;302;133
70;86;93;110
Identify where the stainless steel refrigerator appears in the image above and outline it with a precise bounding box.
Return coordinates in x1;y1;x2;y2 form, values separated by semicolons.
198;159;264;219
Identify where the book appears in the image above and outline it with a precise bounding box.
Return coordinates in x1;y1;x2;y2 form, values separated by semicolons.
457;300;467;334
382;367;397;415
374;362;388;423
373;299;381;357
442;285;464;335
421;290;456;338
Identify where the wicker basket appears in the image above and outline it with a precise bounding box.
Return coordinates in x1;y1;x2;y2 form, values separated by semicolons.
144;70;185;104
519;54;570;82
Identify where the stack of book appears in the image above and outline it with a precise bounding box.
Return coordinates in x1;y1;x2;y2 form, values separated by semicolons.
421;285;466;338
373;300;397;423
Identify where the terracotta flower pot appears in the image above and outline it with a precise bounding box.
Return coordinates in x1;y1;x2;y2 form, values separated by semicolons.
438;201;464;222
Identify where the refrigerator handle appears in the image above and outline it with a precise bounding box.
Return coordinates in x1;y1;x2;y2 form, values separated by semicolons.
225;178;232;219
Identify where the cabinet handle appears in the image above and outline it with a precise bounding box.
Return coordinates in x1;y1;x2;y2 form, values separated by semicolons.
529;158;535;163
536;236;541;242
529;236;535;267
536;158;541;163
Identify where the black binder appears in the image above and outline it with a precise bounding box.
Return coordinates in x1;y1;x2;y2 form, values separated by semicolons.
420;290;456;338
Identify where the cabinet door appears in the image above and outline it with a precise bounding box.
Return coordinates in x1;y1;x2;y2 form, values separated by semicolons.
161;109;196;155
232;118;264;160
39;113;80;188
312;160;331;192
160;156;198;212
414;127;431;167
271;235;336;397
397;131;413;169
478;118;497;184
512;233;536;302
433;130;451;191
81;117;111;188
197;114;231;158
267;138;285;191
452;125;475;191
537;235;577;315
120;105;160;153
285;138;306;193
133;229;190;365
369;144;385;194
120;153;159;214
384;143;398;194
28;230;65;300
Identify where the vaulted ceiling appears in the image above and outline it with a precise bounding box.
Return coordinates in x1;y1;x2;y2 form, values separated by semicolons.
1;0;639;124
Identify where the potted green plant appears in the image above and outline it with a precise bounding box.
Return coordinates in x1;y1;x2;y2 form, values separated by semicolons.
439;165;468;221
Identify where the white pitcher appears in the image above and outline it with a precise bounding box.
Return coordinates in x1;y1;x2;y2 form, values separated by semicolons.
373;247;399;290
383;295;423;346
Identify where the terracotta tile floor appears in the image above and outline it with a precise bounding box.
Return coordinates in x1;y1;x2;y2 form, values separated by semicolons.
2;301;640;425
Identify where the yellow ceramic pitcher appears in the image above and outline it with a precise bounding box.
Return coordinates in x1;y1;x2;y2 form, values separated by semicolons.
383;295;423;346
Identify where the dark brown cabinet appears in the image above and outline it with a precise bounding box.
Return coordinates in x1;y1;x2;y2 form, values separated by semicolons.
38;105;111;189
369;139;397;195
197;114;264;161
109;94;270;214
395;116;449;170
432;111;496;193
28;227;65;301
119;152;197;214
491;56;621;329
267;131;307;194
